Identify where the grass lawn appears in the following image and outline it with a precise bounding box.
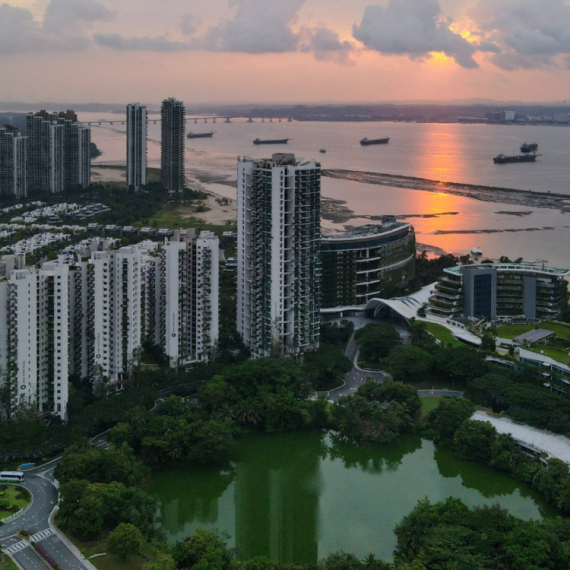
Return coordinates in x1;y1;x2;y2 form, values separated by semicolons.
0;554;19;570
0;485;30;520
424;322;465;348
61;531;146;570
497;321;570;340
529;345;570;365
420;397;441;414
136;204;233;235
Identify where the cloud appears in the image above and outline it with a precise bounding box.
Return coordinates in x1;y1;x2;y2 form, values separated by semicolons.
43;0;116;31
93;33;196;52
180;13;199;36
204;0;305;53
470;0;570;69
303;27;355;64
0;2;88;55
352;0;478;68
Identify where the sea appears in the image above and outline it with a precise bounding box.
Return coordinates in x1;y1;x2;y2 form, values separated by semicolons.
82;112;570;269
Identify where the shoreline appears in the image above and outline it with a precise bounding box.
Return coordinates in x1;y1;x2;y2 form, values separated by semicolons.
323;169;570;214
90;165;570;242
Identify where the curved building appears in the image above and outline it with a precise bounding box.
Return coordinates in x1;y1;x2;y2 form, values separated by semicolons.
321;222;415;308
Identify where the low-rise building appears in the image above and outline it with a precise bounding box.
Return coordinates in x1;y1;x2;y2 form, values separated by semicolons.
430;263;569;320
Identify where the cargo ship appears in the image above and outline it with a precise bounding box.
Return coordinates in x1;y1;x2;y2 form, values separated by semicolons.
493;153;540;164
187;131;214;139
253;138;290;145
360;137;390;146
520;142;538;153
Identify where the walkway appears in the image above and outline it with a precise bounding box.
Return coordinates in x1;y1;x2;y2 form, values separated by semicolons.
472;410;570;464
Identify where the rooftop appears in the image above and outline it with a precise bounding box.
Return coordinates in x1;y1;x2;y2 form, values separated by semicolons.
322;221;411;241
513;329;556;344
473;410;570;464
444;263;570;277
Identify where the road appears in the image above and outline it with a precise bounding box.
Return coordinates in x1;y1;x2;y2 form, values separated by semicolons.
321;331;387;402
0;462;94;569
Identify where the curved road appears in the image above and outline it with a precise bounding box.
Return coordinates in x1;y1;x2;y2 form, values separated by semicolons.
0;462;94;569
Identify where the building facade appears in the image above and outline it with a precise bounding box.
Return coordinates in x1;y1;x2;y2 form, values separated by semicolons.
237;153;321;358
320;221;415;308
161;98;185;195
143;230;219;366
25;110;90;196
37;263;69;418
0;126;27;198
0;260;69;420
126;103;147;191
84;247;142;387
430;263;570;320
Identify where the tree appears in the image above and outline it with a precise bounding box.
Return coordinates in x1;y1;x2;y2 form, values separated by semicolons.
332;379;421;443
107;522;144;560
426;398;475;447
143;554;177;570
55;440;147;486
481;334;496;352
383;346;433;383
356;324;401;364
433;346;486;386
173;528;234;569
452;419;497;463
303;344;352;390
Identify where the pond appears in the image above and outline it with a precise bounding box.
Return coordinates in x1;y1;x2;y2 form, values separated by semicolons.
149;432;558;564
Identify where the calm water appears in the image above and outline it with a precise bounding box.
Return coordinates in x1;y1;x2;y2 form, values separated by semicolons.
81;113;570;267
149;432;558;564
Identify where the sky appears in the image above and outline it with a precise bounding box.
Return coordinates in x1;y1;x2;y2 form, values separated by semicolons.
2;0;570;105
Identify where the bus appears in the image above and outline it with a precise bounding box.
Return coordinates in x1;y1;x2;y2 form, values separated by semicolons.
0;471;25;483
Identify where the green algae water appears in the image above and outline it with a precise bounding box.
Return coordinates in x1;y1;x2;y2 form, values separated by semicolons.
150;432;559;564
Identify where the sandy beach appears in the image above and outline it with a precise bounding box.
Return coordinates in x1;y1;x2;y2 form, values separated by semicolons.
91;165;126;183
92;165;238;226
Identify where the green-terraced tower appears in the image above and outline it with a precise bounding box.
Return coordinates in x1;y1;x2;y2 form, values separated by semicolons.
237;153;321;358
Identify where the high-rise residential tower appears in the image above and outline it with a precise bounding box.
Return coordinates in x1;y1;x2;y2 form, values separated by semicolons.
161;98;185;195
142;229;219;366
25;110;90;195
0;126;26;198
126;103;147;191
0;260;70;420
237;153;321;358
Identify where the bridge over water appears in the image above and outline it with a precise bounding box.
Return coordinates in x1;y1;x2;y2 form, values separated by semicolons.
84;116;293;126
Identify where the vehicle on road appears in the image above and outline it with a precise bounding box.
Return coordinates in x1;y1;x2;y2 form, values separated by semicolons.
0;471;25;482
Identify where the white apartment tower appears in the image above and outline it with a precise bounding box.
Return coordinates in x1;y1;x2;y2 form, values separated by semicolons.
5;269;38;413
0;126;27;198
159;230;219;365
86;247;142;386
113;246;142;377
126;103;147;191
0;261;69;420
141;230;219;366
237;153;321;358
37;263;69;418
